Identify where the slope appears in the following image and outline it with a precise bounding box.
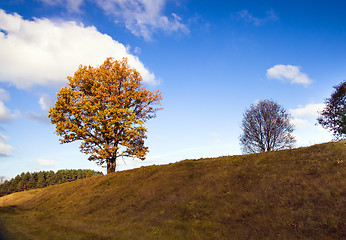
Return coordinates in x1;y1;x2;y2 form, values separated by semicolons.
0;141;345;240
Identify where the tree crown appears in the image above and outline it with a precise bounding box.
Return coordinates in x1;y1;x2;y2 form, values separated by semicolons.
49;58;162;173
240;99;295;154
317;80;346;139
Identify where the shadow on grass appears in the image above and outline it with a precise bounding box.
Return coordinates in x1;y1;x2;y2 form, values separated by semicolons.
0;222;10;240
0;206;19;240
0;206;18;215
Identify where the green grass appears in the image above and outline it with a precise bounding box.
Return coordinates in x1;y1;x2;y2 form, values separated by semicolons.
0;141;345;239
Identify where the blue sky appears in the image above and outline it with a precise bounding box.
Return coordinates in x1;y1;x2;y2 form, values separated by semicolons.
0;0;345;178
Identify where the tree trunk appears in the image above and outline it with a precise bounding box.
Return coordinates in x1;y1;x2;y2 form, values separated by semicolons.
107;158;117;174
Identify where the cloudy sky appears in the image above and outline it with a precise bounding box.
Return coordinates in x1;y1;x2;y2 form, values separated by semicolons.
0;0;345;178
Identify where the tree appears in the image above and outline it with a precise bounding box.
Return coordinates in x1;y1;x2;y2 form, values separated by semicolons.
317;80;346;139
27;172;38;189
49;58;162;174
239;99;295;154
37;172;47;188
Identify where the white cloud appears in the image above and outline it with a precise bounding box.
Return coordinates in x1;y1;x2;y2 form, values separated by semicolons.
39;94;55;111
0;88;18;122
0;101;15;122
26;112;50;123
266;64;312;86
0;88;10;101
0;88;15;122
289;103;333;146
95;0;189;40
38;0;189;40
134;47;142;55
0;9;157;89
291;118;309;130
0;134;13;157
232;9;278;26
39;0;84;12
289;103;325;130
290;103;325;118
37;158;57;166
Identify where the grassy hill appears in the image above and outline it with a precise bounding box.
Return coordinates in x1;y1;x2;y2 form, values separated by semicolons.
0;141;345;240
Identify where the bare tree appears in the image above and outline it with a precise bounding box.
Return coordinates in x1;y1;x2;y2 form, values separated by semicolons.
240;99;295;154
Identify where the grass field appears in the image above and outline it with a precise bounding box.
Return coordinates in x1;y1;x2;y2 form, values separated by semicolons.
0;141;345;239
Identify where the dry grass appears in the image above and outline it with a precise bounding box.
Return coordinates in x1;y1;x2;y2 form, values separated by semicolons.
0;140;345;239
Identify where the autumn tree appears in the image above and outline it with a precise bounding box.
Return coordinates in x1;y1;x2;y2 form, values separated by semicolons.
239;99;295;154
317;80;346;139
49;58;162;174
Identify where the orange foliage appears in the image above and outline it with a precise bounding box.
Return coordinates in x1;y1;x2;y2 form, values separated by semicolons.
49;58;162;174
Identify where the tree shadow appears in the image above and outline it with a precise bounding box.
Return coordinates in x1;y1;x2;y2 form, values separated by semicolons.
0;206;18;240
0;222;10;240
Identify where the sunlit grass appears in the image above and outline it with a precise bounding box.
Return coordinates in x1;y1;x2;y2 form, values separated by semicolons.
0;140;345;239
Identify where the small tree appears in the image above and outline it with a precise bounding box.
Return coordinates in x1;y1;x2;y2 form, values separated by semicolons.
240;99;295;154
37;172;47;188
49;58;162;174
317;80;346;139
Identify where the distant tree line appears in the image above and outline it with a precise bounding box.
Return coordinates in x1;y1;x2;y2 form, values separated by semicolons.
0;169;103;197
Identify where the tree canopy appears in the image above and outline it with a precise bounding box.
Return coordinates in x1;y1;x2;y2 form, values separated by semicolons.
239;99;295;154
49;58;162;174
317;80;346;139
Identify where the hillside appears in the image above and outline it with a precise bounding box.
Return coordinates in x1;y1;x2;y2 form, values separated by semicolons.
0;141;345;240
